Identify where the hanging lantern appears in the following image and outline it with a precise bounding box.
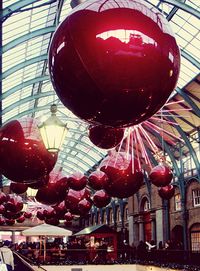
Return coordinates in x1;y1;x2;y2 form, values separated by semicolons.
38;104;68;152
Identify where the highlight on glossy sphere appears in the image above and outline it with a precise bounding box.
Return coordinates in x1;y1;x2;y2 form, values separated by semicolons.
100;152;143;198
88;125;124;149
0;117;57;183
149;164;173;187
49;0;180;128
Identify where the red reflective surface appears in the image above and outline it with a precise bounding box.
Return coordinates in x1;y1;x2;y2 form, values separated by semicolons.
88;170;108;190
49;0;180;128
88;125;124;149
68;172;87;191
5;194;23;213
158;184;175;200
149;165;173;187
100;152;143;198
93;190;111;208
24;212;32;219
10;182;28;194
78;198;92;215
0;118;57;183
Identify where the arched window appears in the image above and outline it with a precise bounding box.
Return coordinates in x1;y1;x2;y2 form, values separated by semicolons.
190;223;200;251
124;205;128;221
141;197;150;212
110;209;114;224
103;211;107;224
116;207;121;222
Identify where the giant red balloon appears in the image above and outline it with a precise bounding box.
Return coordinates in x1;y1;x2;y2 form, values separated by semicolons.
100;152;143;198
88;170;108;190
65;188;91;214
49;0;180;128
0;117;57;183
149;165;173;187
158;184;175;200
93;190;111;208
88;125;124;149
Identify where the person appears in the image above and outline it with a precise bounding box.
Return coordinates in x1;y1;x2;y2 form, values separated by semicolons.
0;240;14;271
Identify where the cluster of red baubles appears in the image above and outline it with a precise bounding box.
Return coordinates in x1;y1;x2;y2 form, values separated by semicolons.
149;164;175;200
0;192;32;226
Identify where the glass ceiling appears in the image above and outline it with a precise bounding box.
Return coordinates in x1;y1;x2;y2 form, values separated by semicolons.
1;0;200;180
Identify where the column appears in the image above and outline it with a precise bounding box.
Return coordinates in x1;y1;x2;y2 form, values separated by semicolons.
150;213;156;242
138;216;144;242
11;231;15;244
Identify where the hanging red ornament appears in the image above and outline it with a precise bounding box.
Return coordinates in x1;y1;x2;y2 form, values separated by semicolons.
68;172;87;191
10;182;28;194
149;165;173;187
158;184;175;200
88;125;124;149
36;169;69;206
44;206;56;218
24;212;32;219
0;217;5;225
54;201;68;219
78;199;92;215
100;152;143;198
49;0;180;128
0;117;57;183
36;209;45;220
93;190;111;208
88;170;108;190
45;217;59;226
5;219;15;226
65;188;91;214
64;211;73;221
16;215;25;223
0;205;5;215
5;194;23;213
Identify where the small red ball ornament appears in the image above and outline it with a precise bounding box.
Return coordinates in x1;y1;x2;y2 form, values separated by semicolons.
36;209;45;220
0;192;7;204
5;194;23;213
65;188;91;214
0;205;5;215
78;199;92;215
49;0;180;128
158;184;175;200
64;211;73;221
100;152;143;198
88;170;108;190
24;212;32;219
54;201;67;219
16;215;26;223
45;217;59;226
93;190;111;208
149;165;173;187
0;217;5;225
0;117;57;183
10;182;28;194
68;172;87;191
88;125;124;149
5;219;15;226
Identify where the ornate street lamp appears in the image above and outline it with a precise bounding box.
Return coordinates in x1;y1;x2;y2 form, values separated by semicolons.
38;104;68;152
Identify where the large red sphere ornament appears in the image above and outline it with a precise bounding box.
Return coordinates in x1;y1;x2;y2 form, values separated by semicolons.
93;190;111;208
49;0;180;128
100;152;143;198
0;117;57;183
149;165;173;187
88;125;124;149
68;172;87;191
54;201;67;219
88;170;108;190
78;199;92;215
158;184;175;200
5;194;23;213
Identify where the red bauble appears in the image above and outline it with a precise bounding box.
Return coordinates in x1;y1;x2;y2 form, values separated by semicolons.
65;188;91;214
36;209;45;220
0;117;57;183
5;194;23;213
36;169;69;206
0;205;5;215
16;215;25;223
54;201;67;219
5;219;15;226
43;207;56;218
68;172;87;191
45;217;59;226
149;165;173;187
10;182;28;194
64;211;73;221
88;170;108;190
49;0;180;128
93;190;111;208
0;192;7;204
0;217;5;225
158;184;175;200
78;199;92;215
4;210;22;219
100;152;143;198
24;212;32;219
88;125;124;149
